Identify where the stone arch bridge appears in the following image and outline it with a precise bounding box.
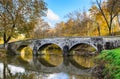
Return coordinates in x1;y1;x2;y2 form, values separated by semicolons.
6;37;120;55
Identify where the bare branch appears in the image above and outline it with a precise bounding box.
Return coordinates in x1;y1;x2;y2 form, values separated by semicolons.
96;0;110;28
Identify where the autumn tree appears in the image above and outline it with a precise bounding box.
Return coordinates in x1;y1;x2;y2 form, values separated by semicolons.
0;0;47;47
96;0;120;35
54;22;65;36
64;10;93;36
89;5;103;36
34;18;50;38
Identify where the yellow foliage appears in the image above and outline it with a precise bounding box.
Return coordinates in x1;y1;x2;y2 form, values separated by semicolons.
21;47;33;62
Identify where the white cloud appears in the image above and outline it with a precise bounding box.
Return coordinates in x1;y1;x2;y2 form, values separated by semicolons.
43;9;61;28
47;9;60;21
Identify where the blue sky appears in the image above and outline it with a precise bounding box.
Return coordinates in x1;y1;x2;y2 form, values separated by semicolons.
43;0;95;28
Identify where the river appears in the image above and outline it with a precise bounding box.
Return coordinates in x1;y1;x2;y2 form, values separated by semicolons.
0;45;99;79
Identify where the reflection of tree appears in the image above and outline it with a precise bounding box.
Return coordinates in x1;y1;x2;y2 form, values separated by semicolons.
0;55;98;79
0;56;36;79
2;61;36;79
72;55;95;68
3;61;12;79
21;47;33;62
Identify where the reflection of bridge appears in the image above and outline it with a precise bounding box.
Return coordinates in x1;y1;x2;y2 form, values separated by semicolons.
32;56;92;76
6;37;120;55
2;56;93;76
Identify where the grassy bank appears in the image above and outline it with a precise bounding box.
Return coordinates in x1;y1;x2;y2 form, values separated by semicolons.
96;48;120;79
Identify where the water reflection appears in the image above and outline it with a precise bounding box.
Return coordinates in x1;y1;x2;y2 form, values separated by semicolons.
0;46;99;79
38;55;63;67
20;46;33;62
72;55;95;68
0;56;98;79
43;72;69;79
37;49;96;69
0;62;25;79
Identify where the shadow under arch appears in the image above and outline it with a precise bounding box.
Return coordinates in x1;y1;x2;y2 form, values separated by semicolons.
38;43;62;54
37;43;63;67
69;43;98;52
17;45;28;52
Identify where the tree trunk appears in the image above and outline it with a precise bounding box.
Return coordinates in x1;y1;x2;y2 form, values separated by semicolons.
117;15;120;28
3;32;11;49
97;23;101;36
108;27;112;36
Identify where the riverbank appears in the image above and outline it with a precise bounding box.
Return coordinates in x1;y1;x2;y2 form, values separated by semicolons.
0;49;6;59
94;48;120;79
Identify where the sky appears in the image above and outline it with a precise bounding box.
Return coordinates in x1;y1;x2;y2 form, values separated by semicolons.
43;0;95;28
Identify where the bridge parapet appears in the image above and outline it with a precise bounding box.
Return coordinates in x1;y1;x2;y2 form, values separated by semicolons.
5;37;120;56
102;37;120;49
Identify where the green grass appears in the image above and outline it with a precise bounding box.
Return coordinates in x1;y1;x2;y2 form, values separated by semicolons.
96;48;120;79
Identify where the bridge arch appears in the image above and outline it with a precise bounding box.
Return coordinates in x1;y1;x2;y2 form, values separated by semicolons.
16;43;33;59
69;42;98;51
37;43;63;52
17;45;28;52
